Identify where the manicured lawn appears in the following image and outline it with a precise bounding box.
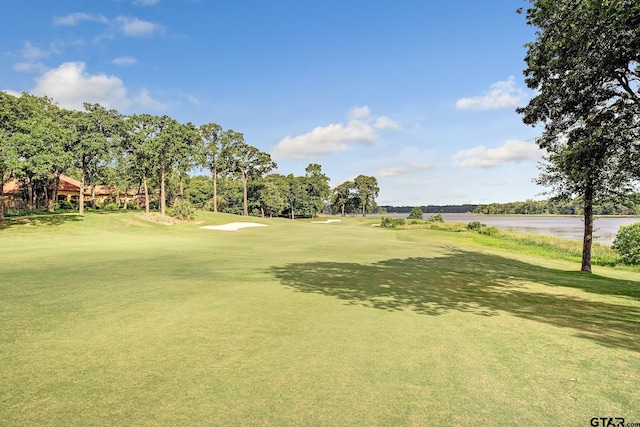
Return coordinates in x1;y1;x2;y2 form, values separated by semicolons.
1;211;639;425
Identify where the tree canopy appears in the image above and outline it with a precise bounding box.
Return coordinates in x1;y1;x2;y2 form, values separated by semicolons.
518;0;640;272
0;91;378;221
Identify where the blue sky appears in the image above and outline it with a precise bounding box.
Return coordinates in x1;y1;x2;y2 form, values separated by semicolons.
1;0;544;206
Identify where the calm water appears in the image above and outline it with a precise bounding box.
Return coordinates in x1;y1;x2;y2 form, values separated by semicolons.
374;213;640;245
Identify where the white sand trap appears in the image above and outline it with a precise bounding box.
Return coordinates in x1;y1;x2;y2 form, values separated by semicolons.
200;222;267;231
310;219;342;224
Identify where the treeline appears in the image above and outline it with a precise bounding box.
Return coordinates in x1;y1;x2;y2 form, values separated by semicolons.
0;92;379;220
473;198;640;216
382;204;478;214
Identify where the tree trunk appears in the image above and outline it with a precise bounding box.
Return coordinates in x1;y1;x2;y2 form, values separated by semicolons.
213;169;218;213
27;179;35;213
242;170;248;216
50;173;60;212
341;204;345;217
0;180;4;221
180;176;184;199
143;174;150;214
261;207;265;218
362;201;366;217
160;157;166;216
79;164;86;215
581;186;594;273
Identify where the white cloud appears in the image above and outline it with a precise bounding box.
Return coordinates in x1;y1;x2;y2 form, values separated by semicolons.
14;62;47;73
379;167;408;177
349;106;371;120
378;163;434;177
134;0;160;5
375;116;402;130
188;94;202;105
53;13;108;26
455;76;526;110
31;62;166;112
273;121;376;159
21;41;54;61
272;106;401;160
112;56;138;66
453;140;541;168
114;16;163;37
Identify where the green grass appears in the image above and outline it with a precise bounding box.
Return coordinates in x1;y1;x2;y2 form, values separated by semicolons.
1;211;639;425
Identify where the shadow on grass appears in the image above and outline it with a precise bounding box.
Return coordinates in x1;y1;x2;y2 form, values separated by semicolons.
0;213;83;230
271;249;640;352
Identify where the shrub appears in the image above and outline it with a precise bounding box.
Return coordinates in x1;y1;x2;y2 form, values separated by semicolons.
612;222;640;265
428;214;444;222
103;203;119;211
55;200;74;210
170;199;194;220
202;199;216;212
407;206;424;220
478;226;500;236
466;221;487;230
381;217;406;228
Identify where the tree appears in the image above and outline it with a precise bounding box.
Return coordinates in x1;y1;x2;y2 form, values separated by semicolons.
65;103;122;215
225;132;277;216
354;175;379;217
261;175;288;218
332;180;357;217
151;118;199;216
0;92;20;220
285;173;307;219
407;206;423;220
198;123;223;212
304;163;331;217
11;94;71;212
124;114;159;213
518;0;640;272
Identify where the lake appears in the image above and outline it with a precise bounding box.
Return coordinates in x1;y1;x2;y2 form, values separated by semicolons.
372;213;640;245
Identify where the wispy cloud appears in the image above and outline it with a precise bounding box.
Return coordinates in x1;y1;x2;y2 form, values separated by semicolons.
114;16;164;37
31;62;166;112
112;56;138;66
134;0;160;5
272;106;401;160
53;12;109;26
453;140;541;168
378;163;433;177
456;76;526;110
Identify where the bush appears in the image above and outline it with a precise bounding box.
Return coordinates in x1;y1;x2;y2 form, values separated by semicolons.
612;222;640;265
170;199;194;220
478;226;500;236
381;217;406;228
55;200;74;210
466;221;487;230
428;214;444;222
202;199;216;212
103;203;119;211
407;206;424;220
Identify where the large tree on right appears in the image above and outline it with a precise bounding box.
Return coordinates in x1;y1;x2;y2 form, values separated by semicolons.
518;0;640;273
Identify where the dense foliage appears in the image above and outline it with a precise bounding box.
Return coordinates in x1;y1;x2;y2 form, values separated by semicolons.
474;197;640;215
518;0;640;272
0;92;378;219
407;206;424;220
612;222;640;265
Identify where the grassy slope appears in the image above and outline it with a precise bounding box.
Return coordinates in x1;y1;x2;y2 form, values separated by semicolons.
1;211;639;426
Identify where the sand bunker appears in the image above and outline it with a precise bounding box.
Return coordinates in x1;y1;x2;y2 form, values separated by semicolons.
200;222;267;231
310;219;342;224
